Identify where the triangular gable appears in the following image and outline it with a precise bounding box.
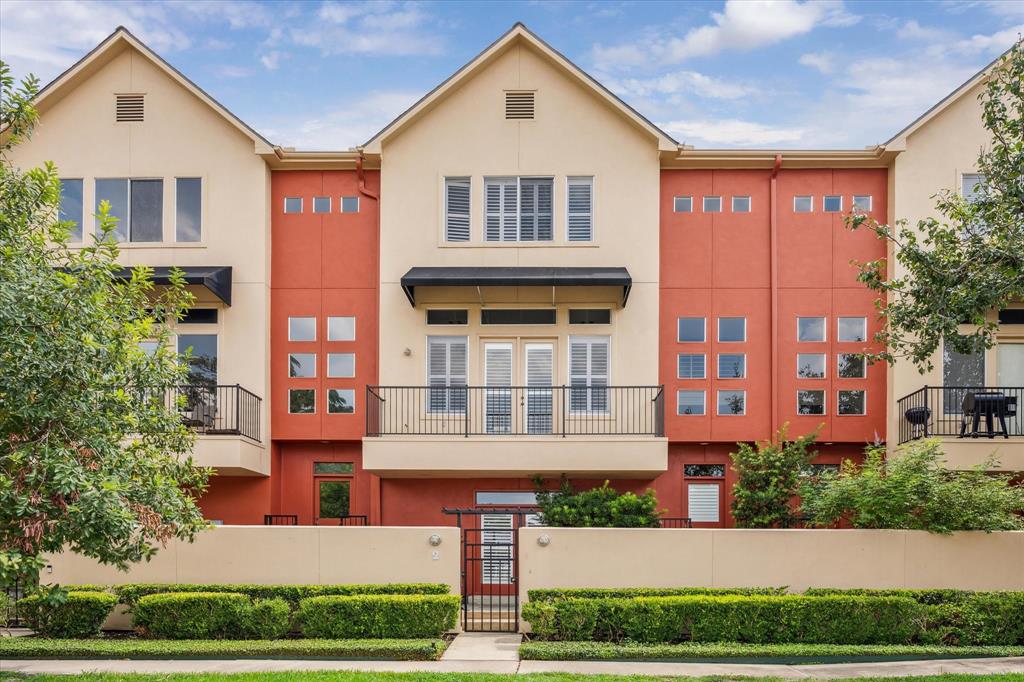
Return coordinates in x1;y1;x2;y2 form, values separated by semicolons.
27;26;274;154
361;23;678;154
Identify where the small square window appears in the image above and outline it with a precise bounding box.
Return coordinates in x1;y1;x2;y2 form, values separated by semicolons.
797;353;826;378
288;316;316;341
794;195;813;213
798;390;826;415
823;195;842;212
289;353;316;378
718;317;746;342
328;388;355;414
703;196;722;213
313;196;331;213
852;195;872;211
328;316;356;341
674;196;693;213
732;196;751;213
837;316;867;342
838;353;866;379
284;197;303;214
677;390;705;416
718;390;746;415
289;388;315;414
341;196;360;213
797;316;826;342
962;174;984;203
718;353;746;379
678;353;706;379
838;390;866;416
677;317;705;343
327;353;356;378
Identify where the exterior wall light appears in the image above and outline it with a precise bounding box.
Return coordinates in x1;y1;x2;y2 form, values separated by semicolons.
429;534;443;546
537;534;551;547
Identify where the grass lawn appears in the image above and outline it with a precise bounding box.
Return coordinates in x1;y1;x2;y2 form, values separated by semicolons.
5;674;1024;682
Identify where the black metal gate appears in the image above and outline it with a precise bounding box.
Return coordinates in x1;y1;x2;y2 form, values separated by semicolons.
443;507;538;633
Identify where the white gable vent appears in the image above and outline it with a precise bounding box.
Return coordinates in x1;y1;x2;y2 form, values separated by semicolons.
116;94;144;122
505;91;535;120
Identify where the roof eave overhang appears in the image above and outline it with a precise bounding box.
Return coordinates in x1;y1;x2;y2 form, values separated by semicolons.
661;147;898;169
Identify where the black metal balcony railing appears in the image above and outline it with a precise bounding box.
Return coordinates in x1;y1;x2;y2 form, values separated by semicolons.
898;385;1022;444
145;384;262;442
315;515;369;526
366;385;664;437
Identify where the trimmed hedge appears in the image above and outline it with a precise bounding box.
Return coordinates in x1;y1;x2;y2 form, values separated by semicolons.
0;637;448;660
18;591;117;638
522;595;923;644
803;588;1024;605
528;587;786;602
104;582;450;609
298;594;460;639
133;592;290;640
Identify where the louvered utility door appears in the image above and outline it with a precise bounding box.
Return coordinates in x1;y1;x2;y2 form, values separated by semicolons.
525;343;554;434
484;343;513;434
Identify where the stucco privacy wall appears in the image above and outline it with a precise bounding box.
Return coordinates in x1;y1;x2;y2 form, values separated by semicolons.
519;528;1024;600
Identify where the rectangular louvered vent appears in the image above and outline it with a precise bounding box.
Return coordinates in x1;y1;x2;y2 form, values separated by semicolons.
116;94;144;122
505;91;534;120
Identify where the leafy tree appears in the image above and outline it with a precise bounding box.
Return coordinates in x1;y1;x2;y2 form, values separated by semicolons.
849;39;1023;370
730;426;819;528
0;63;210;587
800;440;1024;533
533;477;662;527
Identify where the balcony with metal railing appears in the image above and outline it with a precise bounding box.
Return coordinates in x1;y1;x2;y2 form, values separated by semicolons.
362;385;667;478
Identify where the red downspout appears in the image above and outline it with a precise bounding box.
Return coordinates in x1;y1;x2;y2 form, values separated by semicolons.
356;152;382;525
770;154;782;440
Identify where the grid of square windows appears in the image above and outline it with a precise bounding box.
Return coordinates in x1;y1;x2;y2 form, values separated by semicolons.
673;196;756;213
789;194;873;213
791;316;869;416
282;196;361;214
286;315;358;415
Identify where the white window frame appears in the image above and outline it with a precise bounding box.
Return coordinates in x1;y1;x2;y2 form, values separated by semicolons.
327;352;356;378
677;353;706;380
328;388;356;415
288;388;316;414
823;195;843;213
837;316;868;343
837;389;867;416
718;317;747;343
677;317;706;343
288;316;317;342
288;352;317;378
793;195;814;213
731;196;751;213
312;196;332;213
283;197;303;214
340;196;360;213
717;353;746;379
327;316;356;341
674;196;693;213
797;389;827;416
852;195;873;211
837;353;867;379
484;176;554;242
677;390;706;416
427;335;468;414
797;316;827;342
717;389;746;416
703;196;722;213
444;176;471;242
797;353;827;379
961;173;984;203
566;175;594;242
568;335;610;414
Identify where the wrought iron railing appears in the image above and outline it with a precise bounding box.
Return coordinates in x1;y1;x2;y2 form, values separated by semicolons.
315;515;369;526
897;385;1022;444
144;384;262;442
658;517;694;528
366;385;664;437
264;514;298;526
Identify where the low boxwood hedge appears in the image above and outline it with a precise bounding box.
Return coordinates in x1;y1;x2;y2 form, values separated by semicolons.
522;594;923;644
133;592;291;640
527;587;786;602
102;582;450;609
298;594;460;639
802;588;1024;605
17;591;118;638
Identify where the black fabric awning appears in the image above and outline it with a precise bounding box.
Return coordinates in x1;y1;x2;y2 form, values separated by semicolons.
114;266;233;306
399;266;632;307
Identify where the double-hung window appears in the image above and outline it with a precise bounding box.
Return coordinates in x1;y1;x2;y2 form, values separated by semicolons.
484;177;553;242
96;178;163;242
566;176;593;241
444;177;471;242
569;336;609;413
427;336;467;413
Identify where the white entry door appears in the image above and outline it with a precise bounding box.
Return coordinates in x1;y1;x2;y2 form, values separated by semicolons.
525;343;554;434
484;343;513;434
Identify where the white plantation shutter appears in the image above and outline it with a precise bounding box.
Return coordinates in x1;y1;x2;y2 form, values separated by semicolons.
481;514;514;584
569;336;609;412
687;483;720;523
484;343;513;434
567;176;593;241
520;179;553;241
485;178;518;242
525;343;554;434
428;337;467;412
445;178;470;241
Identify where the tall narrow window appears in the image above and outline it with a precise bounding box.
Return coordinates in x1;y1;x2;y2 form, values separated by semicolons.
175;178;202;242
427;336;467;413
58;179;83;241
444;177;470;242
484;177;517;242
567;176;593;241
569;336;609;413
95;178;129;240
519;178;553;241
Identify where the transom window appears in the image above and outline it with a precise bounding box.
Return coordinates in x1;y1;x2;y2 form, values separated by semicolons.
481;309;556;325
569;309;611;325
674;196;693;213
797;316;826;342
684;464;725;477
485;176;553;242
427;309;468;325
703;196;722;213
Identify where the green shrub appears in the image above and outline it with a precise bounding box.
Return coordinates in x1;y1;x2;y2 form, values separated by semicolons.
133;592;252;639
923;594;1024;646
298;594;460;639
803;587;1024;605
240;598;292;640
18;591;117;638
730;426;818;528
534;478;662;527
114;583;449;609
528;587;786;602
526;595;923;644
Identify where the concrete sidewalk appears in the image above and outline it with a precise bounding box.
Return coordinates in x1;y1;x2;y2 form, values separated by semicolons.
3;656;1023;677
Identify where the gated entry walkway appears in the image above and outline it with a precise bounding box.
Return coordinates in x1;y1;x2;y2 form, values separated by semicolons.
443;507;541;633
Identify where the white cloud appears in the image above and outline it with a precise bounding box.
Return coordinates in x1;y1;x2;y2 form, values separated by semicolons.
661;118;807;146
260;51;283;70
292;1;444;57
799;51;835;74
897;20;948;41
263;89;421;150
605;70;757;100
591;43;648;71
945;25;1024;55
215;64;252;78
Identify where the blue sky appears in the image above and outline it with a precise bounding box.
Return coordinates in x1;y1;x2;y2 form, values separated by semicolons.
1;1;1020;150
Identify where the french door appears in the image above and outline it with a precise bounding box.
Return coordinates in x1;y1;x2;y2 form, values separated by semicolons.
484;343;513;434
525;343;554;434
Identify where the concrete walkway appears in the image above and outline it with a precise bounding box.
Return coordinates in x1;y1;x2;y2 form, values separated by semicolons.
3;655;1023;678
441;632;523;661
